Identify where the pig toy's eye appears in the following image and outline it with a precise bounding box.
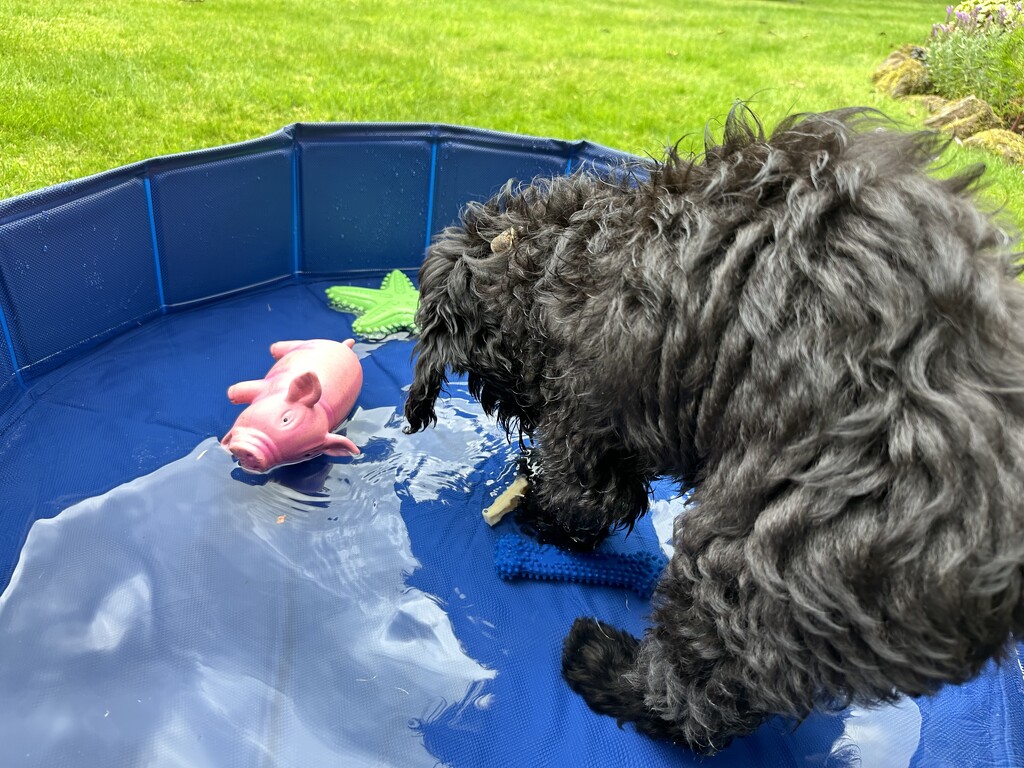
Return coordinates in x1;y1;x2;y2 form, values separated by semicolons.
281;410;295;425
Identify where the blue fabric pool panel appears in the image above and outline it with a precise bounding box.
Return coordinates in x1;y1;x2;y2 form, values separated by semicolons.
571;140;649;179
429;127;572;233
148;139;295;307
0;176;161;384
295;124;435;274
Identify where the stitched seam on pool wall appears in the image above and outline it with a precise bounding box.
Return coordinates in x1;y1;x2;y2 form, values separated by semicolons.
423;128;439;256
143;176;167;313
291;141;303;275
0;294;25;391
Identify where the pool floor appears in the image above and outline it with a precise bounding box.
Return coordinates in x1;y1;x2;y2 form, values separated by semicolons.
0;276;1020;768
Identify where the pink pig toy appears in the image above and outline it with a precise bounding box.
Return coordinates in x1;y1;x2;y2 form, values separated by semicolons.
222;338;363;473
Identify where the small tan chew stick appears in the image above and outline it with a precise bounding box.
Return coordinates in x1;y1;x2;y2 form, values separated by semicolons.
483;476;530;526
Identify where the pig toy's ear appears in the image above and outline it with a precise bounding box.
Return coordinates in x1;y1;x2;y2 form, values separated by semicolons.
286;372;322;407
322;433;359;457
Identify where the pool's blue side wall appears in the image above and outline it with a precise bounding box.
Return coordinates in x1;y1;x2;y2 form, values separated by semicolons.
0;123;636;420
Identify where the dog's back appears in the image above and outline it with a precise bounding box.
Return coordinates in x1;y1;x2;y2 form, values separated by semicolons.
570;110;1024;750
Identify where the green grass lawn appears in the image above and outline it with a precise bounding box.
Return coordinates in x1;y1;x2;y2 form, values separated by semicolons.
2;0;1022;227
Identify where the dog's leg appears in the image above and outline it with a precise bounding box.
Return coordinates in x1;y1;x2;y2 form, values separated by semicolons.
562;531;771;754
561;618;673;733
515;418;652;551
561;615;765;753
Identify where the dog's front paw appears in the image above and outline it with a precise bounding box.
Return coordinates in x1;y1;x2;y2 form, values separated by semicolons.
514;485;611;551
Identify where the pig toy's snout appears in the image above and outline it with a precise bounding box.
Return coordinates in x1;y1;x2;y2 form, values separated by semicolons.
231;445;269;474
222;429;278;474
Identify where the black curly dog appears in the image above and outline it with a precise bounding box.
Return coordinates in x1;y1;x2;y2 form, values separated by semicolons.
403;106;1024;753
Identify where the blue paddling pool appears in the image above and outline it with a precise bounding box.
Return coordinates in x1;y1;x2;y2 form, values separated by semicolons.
0;124;1020;767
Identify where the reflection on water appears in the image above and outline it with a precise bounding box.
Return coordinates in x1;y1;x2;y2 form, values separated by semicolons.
829;698;922;768
0;387;504;768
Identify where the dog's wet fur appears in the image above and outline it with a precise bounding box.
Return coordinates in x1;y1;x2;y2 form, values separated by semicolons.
403;106;1024;752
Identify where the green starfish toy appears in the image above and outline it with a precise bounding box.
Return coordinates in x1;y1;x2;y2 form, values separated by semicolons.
325;269;420;339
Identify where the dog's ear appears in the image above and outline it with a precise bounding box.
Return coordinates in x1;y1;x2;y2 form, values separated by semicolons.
404;297;459;433
403;352;446;433
406;196;518;434
404;250;480;433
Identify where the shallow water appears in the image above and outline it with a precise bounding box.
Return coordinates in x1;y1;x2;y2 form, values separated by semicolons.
0;387;505;768
0;311;1002;767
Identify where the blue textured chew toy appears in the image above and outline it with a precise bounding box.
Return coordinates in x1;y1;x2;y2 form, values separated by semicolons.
494;533;667;598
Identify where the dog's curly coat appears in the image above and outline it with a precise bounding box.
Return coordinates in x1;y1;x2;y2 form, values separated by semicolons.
403;107;1024;752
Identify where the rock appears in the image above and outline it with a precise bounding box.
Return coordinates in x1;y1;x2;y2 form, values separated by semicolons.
964;129;1024;165
873;45;926;78
923;96;1004;138
873;46;930;98
902;94;951;116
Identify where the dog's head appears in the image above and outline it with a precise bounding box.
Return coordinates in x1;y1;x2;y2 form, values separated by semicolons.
403;174;606;436
403;184;526;435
